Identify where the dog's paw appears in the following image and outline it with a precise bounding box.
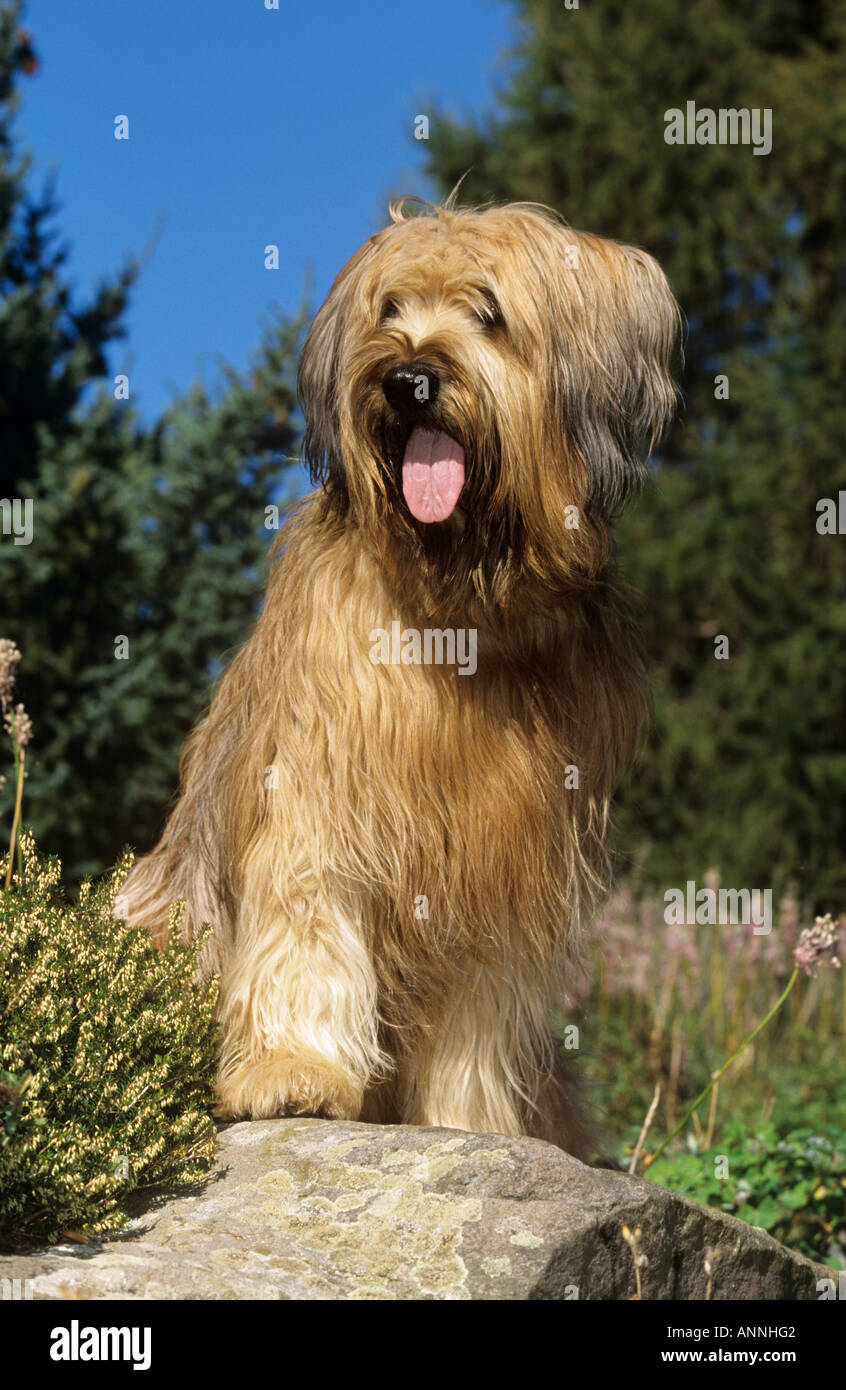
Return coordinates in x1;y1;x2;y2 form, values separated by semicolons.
214;1051;364;1122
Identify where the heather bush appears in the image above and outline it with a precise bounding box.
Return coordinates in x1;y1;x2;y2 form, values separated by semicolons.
0;832;218;1249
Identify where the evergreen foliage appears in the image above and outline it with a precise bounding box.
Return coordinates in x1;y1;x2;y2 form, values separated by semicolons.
424;0;846;903
0;2;303;878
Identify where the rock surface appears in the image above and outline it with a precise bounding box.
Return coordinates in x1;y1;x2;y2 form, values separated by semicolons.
0;1119;828;1300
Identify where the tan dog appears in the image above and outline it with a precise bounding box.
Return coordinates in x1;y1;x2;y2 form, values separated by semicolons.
123;199;680;1157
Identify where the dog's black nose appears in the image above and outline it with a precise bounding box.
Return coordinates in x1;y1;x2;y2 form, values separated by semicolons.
382;362;440;413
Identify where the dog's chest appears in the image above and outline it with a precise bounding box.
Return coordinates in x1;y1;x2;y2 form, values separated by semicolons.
335;627;572;827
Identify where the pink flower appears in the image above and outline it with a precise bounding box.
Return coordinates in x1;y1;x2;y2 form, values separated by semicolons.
793;914;842;977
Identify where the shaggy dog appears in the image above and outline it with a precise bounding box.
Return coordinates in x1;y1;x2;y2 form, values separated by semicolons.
122;199;680;1158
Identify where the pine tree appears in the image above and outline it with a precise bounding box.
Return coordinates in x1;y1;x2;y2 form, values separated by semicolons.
0;3;303;877
424;0;846;904
0;4;132;497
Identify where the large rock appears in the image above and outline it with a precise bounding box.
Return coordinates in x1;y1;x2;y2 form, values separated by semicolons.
0;1119;828;1300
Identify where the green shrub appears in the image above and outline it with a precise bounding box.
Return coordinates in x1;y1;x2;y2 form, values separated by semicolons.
0;831;218;1249
645;1121;846;1267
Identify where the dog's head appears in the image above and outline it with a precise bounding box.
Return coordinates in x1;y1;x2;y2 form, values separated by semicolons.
299;200;681;611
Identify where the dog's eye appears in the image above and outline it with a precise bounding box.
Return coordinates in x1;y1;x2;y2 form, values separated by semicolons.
475;289;504;329
379;297;400;325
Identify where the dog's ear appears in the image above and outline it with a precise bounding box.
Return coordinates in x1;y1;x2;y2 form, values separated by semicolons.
298;240;376;491
559;233;683;516
298;283;345;488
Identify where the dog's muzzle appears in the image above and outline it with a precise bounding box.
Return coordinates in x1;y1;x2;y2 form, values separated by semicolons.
381;363;465;525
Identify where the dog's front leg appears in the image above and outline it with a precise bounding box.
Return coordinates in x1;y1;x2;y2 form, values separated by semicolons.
401;957;554;1139
214;884;387;1121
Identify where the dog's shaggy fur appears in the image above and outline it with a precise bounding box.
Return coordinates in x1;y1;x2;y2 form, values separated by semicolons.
123;200;680;1158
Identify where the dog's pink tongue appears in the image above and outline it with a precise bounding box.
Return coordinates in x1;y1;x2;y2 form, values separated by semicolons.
402;427;465;524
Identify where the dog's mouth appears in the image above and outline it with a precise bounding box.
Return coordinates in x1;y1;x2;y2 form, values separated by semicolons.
400;426;466;525
375;397;470;528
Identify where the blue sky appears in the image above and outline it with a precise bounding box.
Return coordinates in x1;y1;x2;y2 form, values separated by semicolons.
18;0;515;424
